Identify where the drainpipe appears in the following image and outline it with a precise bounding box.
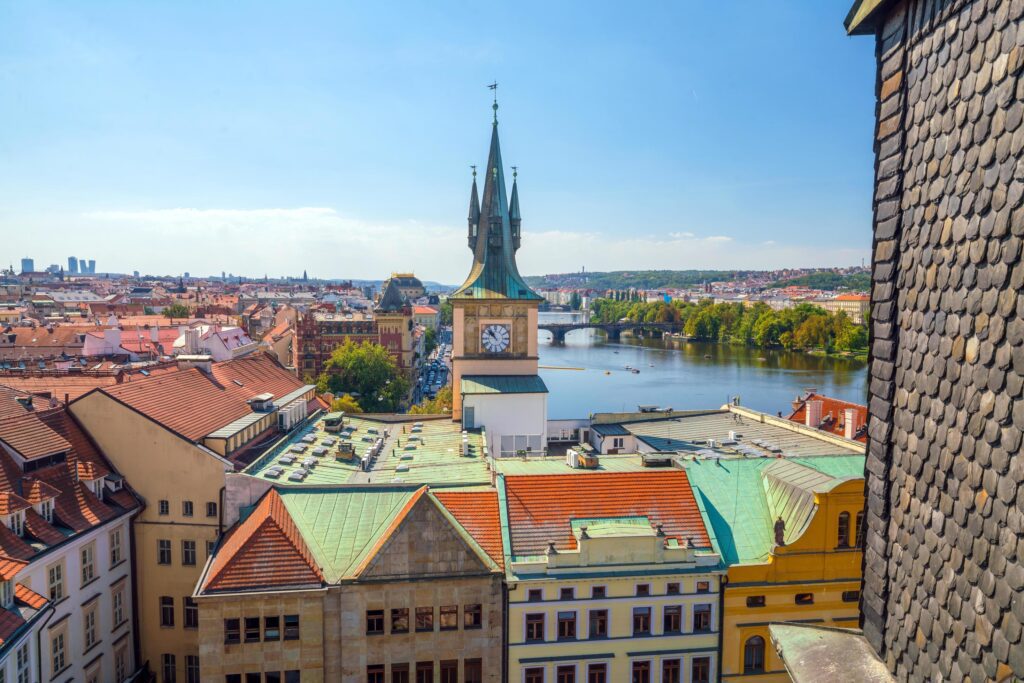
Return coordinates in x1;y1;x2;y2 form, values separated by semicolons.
34;605;56;683
718;573;727;682
502;577;509;683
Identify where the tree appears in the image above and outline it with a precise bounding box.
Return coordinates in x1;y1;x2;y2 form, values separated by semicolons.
316;340;410;412
409;385;453;415
423;327;438;355
794;315;831;349
162;303;190;319
568;291;582;310
329;394;363;414
439;300;453;326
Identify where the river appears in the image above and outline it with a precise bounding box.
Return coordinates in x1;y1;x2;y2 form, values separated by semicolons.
537;312;868;419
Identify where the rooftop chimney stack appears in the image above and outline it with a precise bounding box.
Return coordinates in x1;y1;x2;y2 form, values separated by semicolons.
805;400;823;429
844;408;859;440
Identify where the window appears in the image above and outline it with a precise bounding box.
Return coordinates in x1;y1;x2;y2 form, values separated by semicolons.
207;501;218;517
556;665;575;683
464;659;482;683
744;635;766;673
17;643;30;683
692;656;711;683
158;539;171;565
0;580;10;608
439;661;457;683
185;655;200;683
391;607;409;633
51;631;66;674
666;582;680;595
439;605;458;630
855;511;864;547
162;653;177;683
635;583;650;596
662;659;681;683
416;663;434;683
527;588;543;602
663;605;682;633
361;608;385;635
182;540;197;566
8;511;23;536
696;580;710;593
80;543;95;585
631;661;650;683
110;586;123;626
207;540;216;558
464;603;482;629
83;606;97;649
392;664;410;683
244;617;260;642
415;607;433;632
795;593;815;605
183;500;194;517
632;607;651;635
587;664;607;683
226;677;241;683
693;604;711;632
589;609;608;638
284;614;300;640
560;587;575;600
557;611;576;640
224;618;240;644
842;590;861;603
524;669;544;683
747;595;766;608
837;511;850;548
110;527;123;566
159;500;169;515
160;596;175;627
184;597;199;629
525;613;545;641
246;675;261;683
591;586;606;599
47;561;64;601
40;498;53;523
367;665;385;683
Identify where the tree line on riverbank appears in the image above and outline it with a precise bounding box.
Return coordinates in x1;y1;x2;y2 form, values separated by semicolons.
589;298;868;352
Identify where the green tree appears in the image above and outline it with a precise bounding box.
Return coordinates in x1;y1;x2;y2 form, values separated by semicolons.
316;340;410;412
423;327;438;355
568;291;582;310
753;312;784;347
329;394;363;414
162;303;190;319
794;315;831;349
439;301;453;326
409;385;453;414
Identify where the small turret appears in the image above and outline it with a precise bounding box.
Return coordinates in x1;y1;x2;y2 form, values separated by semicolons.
467;167;480;249
509;167;521;251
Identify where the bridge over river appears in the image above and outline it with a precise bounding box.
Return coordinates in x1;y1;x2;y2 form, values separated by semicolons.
537;321;683;344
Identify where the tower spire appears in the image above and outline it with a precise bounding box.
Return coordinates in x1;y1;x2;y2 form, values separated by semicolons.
488;81;498;124
509;166;521;251
467;165;480;248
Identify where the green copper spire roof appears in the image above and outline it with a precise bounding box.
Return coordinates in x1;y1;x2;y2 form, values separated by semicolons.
451;104;542;301
375;277;407;313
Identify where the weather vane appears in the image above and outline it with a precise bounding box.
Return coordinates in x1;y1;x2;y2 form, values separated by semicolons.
470;164;477;178
511;165;518;178
488;81;499;122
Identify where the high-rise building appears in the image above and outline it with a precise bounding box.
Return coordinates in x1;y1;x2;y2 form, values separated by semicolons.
88;259;97;274
68;256;78;274
19;257;33;273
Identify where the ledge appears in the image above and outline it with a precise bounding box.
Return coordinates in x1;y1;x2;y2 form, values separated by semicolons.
769;623;894;683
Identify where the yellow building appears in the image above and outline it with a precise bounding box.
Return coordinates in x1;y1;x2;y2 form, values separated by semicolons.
69;353;313;683
683;456;865;681
500;470;724;683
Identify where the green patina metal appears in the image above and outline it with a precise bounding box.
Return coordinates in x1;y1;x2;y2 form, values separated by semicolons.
460;375;548;395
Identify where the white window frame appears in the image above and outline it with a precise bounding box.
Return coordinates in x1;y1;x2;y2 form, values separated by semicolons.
110;527;122;566
81;543;95;585
47;561;64;602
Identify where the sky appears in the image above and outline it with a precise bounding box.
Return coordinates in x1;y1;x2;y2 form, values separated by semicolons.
1;1;876;284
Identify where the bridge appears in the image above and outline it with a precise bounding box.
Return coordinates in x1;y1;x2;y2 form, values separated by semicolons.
537;321;683;344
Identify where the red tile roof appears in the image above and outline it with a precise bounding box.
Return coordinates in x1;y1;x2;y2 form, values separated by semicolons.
0;413;71;460
0;387;50;419
0;492;30;516
99;353;306;441
21;479;60;504
14;584;47;610
503;471;712;557
203;489;323;592
0;558;27;581
23;508;65;546
0;605;25;645
787;393;868;443
434;490;505;569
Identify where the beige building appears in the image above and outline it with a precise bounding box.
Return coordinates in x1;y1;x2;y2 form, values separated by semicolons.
194;486;505;682
69;353;314;683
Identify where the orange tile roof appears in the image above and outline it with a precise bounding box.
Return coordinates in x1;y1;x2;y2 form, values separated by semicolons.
23;508;65;546
434;490;504;569
0;605;25;644
99;353;306;441
0;524;35;561
503;471;711;557
0;413;71;460
0;492;30;517
21;479;60;504
0;375;120;401
203;489;323;592
787;393;868;444
0;558;27;581
14;583;47;610
0;387;50;419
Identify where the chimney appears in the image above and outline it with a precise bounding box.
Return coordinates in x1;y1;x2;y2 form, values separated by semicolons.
805;400;823;428
102;328;122;355
151;324;159;342
177;354;213;374
844;408;859;440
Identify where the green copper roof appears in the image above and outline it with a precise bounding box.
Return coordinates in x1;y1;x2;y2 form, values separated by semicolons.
451;114;542;301
461;375;548;395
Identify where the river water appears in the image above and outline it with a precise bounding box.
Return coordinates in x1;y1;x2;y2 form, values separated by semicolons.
537;312;868;419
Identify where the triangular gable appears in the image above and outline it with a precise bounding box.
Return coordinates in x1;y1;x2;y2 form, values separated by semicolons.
203;489;323;593
353;489;497;580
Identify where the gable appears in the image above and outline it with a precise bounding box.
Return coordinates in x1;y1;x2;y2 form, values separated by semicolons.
356;494;493;581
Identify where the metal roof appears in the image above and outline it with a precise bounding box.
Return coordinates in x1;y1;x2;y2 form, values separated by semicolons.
460;375;548;395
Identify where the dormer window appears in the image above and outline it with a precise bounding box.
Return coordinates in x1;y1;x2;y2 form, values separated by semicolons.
0;580;11;608
89;478;105;500
7;511;24;537
39;499;53;523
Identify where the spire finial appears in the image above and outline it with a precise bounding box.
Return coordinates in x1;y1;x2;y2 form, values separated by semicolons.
471;164;477;179
511;165;518;179
488;81;498;123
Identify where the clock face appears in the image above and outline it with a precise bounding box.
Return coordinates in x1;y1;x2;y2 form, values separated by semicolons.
481;324;511;353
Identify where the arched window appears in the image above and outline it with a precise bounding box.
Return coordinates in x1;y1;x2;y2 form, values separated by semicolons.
837;512;851;548
855;511;864;547
744;635;766;673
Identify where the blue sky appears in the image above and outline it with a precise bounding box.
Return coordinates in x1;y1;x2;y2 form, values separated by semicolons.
1;1;876;282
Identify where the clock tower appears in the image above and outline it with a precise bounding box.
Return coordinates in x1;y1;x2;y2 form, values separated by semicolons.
449;97;548;456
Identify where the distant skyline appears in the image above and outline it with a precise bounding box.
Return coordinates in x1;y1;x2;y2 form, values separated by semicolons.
2;2;875;282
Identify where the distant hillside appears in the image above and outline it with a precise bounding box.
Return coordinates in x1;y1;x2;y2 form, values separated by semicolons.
524;270;744;291
770;272;871;291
